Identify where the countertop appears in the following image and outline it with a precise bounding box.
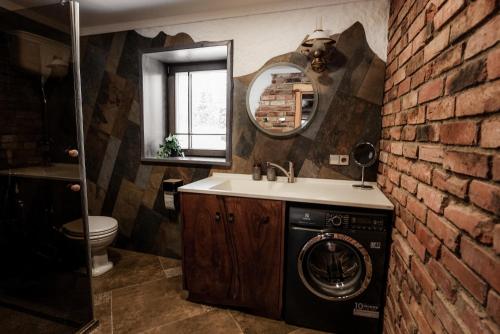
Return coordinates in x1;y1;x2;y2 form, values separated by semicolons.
179;173;394;210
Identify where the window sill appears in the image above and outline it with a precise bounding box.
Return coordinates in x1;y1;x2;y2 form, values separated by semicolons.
141;156;231;167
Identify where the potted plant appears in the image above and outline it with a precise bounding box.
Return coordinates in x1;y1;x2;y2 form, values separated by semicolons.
157;134;184;158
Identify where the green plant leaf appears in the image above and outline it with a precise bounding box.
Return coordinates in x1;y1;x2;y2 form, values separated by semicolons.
156;134;183;158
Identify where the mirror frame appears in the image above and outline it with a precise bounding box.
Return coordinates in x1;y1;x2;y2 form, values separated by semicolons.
246;62;319;137
352;141;377;167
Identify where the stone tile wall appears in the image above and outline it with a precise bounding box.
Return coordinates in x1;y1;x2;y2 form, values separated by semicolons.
379;0;499;332
81;22;386;258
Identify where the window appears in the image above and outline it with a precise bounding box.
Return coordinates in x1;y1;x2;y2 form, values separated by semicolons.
168;63;227;157
140;41;233;165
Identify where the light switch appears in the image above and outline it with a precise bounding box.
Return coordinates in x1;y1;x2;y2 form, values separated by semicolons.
329;154;340;165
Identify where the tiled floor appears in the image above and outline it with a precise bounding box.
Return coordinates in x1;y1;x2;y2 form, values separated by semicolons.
91;248;327;334
0;306;76;334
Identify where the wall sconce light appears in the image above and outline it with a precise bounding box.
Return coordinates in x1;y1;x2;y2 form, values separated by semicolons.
301;18;335;73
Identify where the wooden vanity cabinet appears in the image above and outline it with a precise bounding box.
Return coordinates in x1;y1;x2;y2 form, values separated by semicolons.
181;193;285;319
181;193;234;305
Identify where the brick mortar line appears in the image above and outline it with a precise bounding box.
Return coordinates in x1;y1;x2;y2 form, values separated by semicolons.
390;228;496;310
388;0;429;53
387;12;499;70
378;159;498;215
379;140;500;156
384;51;500;102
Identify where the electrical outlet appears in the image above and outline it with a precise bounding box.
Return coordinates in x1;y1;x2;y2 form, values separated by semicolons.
330;154;349;165
339;155;349;165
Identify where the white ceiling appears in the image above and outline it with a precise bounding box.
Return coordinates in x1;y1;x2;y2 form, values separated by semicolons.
78;0;289;26
1;0;357;35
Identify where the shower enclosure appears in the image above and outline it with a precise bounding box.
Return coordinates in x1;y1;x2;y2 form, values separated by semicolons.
0;1;95;333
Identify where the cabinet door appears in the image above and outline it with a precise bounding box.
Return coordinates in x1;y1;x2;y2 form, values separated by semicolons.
181;193;233;304
225;197;284;319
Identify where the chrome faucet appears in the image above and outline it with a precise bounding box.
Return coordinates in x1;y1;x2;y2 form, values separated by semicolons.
266;161;295;183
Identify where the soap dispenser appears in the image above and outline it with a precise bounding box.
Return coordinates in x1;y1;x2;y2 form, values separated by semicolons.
252;163;262;180
266;166;277;181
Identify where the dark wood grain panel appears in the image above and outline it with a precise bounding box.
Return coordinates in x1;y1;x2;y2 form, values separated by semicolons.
181;193;233;303
224;197;284;319
181;193;285;319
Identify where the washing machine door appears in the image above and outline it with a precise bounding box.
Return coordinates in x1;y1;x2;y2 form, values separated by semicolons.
297;233;372;301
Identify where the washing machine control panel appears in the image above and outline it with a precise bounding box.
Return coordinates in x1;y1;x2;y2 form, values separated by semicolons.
289;207;388;232
325;212;386;231
325;213;347;227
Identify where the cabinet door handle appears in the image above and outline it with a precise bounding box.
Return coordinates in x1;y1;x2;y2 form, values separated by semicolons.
68;184;81;192
66;149;79;158
215;212;221;223
228;213;235;224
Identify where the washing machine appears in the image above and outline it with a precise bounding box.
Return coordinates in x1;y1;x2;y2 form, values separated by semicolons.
284;203;392;333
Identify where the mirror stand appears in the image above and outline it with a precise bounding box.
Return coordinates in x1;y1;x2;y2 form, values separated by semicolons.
352;166;373;189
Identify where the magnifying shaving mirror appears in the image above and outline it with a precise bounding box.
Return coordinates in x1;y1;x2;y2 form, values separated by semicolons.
352;142;377;189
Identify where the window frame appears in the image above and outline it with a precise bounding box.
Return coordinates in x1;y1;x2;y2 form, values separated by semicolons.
139;40;233;167
167;61;227;158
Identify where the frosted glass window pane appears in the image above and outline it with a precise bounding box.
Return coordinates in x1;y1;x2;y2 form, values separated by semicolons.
175;72;189;134
176;134;189;149
191;135;226;150
191;70;226;134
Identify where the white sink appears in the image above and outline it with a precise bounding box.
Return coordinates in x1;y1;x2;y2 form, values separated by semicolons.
179;173;394;210
210;179;288;192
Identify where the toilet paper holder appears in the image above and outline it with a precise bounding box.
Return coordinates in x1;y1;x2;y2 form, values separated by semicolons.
163;179;183;210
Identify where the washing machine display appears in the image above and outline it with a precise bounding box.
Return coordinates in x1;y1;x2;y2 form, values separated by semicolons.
284;204;392;334
298;233;372;301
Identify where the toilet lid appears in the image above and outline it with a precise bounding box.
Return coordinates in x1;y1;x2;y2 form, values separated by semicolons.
63;216;118;237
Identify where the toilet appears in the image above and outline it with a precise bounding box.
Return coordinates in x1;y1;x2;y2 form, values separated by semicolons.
63;216;118;277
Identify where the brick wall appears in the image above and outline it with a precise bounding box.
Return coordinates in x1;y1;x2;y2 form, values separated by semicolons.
0;32;43;169
379;0;499;333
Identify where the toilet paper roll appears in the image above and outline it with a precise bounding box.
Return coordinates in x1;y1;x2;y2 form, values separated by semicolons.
164;192;176;210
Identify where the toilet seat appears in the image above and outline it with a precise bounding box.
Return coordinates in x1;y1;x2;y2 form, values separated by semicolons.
63;216;118;240
64;229;117;240
63;215;118;277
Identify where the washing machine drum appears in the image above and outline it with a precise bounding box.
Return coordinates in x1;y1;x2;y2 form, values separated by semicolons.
298;233;372;301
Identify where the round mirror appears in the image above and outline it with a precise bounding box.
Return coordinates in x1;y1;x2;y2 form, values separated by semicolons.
352;142;377;167
246;63;318;137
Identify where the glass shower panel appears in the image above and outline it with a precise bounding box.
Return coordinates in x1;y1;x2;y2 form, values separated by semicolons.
0;1;94;333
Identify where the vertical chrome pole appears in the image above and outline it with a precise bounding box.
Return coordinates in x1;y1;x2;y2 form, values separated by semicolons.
69;0;97;329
